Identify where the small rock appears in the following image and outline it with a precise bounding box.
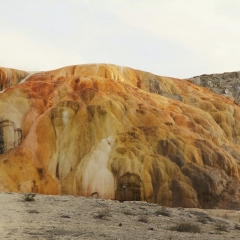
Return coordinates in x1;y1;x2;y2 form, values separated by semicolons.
119;223;122;226
148;227;154;230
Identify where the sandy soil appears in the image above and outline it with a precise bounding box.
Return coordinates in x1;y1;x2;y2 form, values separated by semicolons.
1;192;240;240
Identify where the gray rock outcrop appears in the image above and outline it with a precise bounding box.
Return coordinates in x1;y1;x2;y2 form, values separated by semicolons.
188;71;240;104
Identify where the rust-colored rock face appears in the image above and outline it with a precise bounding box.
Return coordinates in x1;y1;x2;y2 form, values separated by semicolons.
0;64;240;208
0;67;29;91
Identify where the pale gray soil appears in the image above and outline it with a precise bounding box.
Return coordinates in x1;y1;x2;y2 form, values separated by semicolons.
1;192;240;240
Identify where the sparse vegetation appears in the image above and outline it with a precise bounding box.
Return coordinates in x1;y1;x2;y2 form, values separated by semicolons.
234;224;240;230
197;216;208;224
215;222;228;232
170;222;201;233
189;210;212;224
155;207;171;217
138;215;149;223
95;209;111;220
24;193;36;202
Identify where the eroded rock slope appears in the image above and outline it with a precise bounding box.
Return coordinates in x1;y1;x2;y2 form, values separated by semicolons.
188;71;240;104
0;64;240;209
0;67;29;91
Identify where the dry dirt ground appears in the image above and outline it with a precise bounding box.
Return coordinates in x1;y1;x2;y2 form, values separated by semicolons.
1;192;240;240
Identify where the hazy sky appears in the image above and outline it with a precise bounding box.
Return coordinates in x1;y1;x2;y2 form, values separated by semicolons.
1;0;240;78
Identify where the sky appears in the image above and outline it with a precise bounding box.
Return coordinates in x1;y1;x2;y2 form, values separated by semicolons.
0;0;240;78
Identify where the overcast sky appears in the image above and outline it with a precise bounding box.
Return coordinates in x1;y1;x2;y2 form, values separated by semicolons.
0;0;240;78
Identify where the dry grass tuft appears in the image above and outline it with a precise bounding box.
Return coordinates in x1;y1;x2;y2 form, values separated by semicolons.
95;209;111;220
155;207;171;217
24;193;36;202
215;222;228;232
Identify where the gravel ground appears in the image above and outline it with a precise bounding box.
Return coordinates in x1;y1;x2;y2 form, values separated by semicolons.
1;192;240;240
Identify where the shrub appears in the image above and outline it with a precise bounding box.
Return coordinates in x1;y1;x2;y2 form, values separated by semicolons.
197;216;208;224
155;207;171;217
24;193;36;202
95;209;111;220
235;224;240;230
215;222;228;232
170;222;201;233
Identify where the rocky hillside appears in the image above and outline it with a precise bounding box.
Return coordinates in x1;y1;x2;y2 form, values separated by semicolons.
0;64;240;209
188;71;240;104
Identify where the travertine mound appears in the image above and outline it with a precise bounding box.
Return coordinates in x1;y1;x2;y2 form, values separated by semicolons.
0;64;240;209
0;67;29;91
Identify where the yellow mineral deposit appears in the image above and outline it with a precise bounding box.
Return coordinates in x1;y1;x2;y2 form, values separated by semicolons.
0;64;240;209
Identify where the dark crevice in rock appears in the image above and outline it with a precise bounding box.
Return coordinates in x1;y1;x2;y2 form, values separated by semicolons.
115;173;143;202
0;120;22;154
56;163;59;179
0;126;4;154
